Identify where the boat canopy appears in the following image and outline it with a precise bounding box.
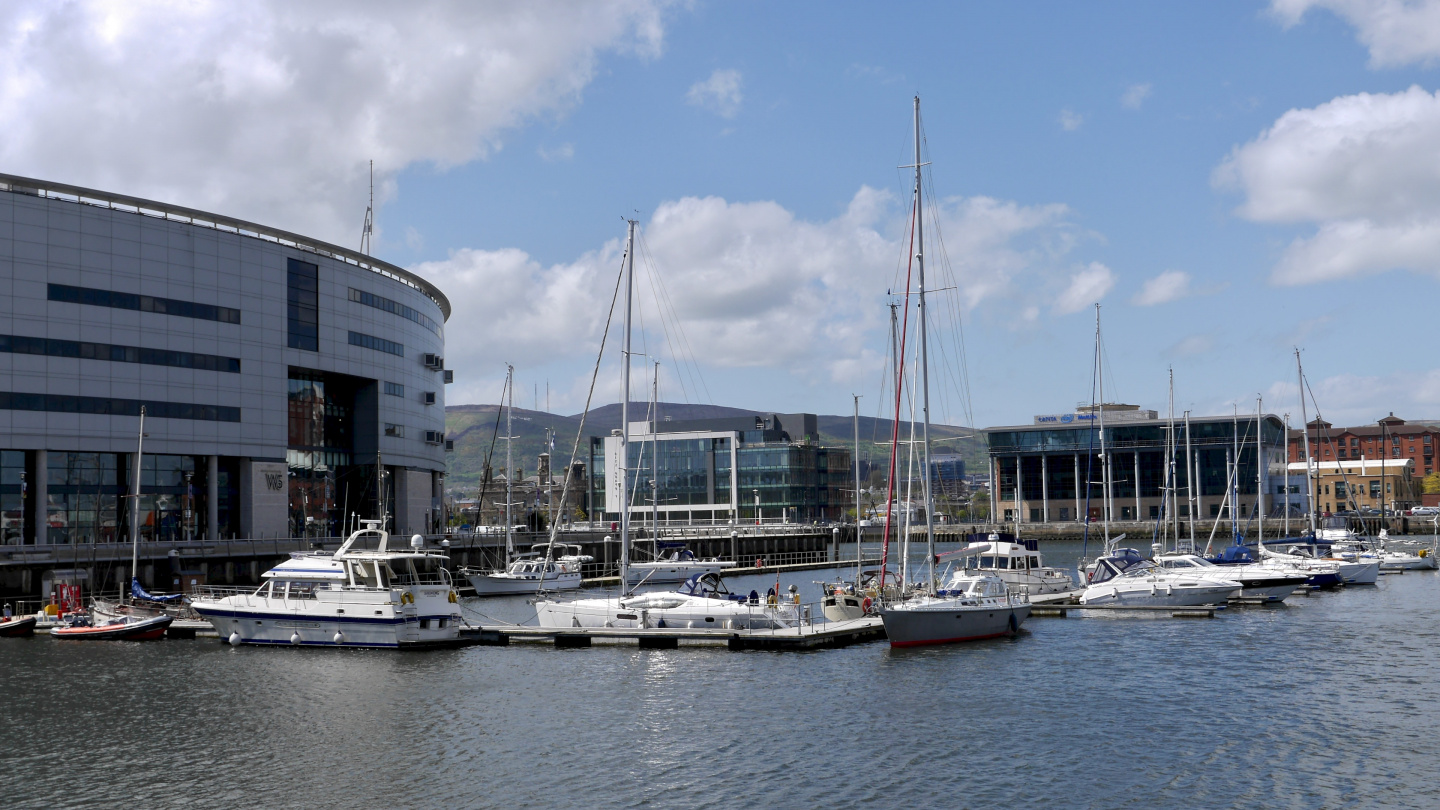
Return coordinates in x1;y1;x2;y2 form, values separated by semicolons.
678;572;730;598
263;556;347;581
131;578;185;602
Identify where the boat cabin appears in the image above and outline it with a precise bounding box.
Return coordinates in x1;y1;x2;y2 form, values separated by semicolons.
257;551;451;596
1087;548;1149;584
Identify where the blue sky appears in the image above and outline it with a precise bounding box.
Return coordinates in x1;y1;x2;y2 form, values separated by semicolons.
7;1;1440;427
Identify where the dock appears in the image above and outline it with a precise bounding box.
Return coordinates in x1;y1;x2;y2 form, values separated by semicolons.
461;616;887;650
1029;603;1226;618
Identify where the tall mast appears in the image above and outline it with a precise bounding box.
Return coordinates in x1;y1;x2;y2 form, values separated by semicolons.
912;95;937;593
652;359;660;535
1256;396;1264;547
1283;414;1291;536
505;364;514;564
619;220;637;595
1185;409;1196;551
853;394;862;583
360;159;374;255
1296;349;1317;536
1167;369;1177;552
1095;304;1111;549
127;405;146;603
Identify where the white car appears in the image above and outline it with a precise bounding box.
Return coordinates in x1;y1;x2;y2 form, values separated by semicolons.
1409;506;1439;516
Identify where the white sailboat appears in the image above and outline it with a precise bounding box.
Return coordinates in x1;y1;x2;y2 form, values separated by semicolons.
535;220;797;631
876;96;1030;646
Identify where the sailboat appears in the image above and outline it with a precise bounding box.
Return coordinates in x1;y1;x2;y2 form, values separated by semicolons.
55;406;175;640
462;366;592;595
535;220;798;631
876;96;1030;646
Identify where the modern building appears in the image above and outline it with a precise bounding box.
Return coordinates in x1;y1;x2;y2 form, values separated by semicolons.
587;413;850;525
986;404;1287;524
0;173;450;548
1288;413;1439;479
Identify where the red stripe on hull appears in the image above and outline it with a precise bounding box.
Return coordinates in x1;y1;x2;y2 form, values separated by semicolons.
889;630;1013;648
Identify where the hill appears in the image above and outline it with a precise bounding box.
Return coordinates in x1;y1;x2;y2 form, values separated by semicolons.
444;401;987;490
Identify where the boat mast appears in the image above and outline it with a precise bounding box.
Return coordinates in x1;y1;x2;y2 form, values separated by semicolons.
619;220;637;595
1185;409;1196;552
1296;349;1317;536
1166;368;1176;552
651;359;660;537
1256;396;1264;548
853;393;862;584
912;95;937;593
503;365;515;564
1283;414;1291;537
127;405;146;604
1095;305;1111;550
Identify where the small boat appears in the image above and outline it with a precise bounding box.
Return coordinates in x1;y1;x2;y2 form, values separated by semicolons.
192;520;465;649
1153;553;1309;603
630;543;736;584
1080;548;1241;606
463;544;593;596
959;533;1074;596
1262;540;1379;585
0;615;37;637
51;613;173;640
537;572;800;630
879;571;1030;647
817;569;897;621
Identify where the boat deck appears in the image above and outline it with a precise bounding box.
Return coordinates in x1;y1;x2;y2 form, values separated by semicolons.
460;616;887;650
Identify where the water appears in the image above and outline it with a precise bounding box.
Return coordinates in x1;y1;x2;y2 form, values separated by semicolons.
4;541;1439;809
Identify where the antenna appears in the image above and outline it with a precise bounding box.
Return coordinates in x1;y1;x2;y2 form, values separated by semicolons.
360;159;374;255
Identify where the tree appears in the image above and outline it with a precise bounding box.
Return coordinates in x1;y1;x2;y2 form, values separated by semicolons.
1424;472;1440;495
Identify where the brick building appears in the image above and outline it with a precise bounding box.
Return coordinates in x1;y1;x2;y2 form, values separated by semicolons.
1287;413;1438;479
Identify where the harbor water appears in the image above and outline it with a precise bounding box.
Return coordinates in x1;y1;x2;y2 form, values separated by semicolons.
3;539;1439;808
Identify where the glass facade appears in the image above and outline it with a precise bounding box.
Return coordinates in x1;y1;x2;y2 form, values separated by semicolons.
48;283;240;324
287;258;319;351
0;334;240;373
1;450;24;544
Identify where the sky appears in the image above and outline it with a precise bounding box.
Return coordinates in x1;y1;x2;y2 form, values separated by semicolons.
5;0;1440;428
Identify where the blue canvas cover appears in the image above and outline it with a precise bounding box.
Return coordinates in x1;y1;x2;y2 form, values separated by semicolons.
131;578;185;603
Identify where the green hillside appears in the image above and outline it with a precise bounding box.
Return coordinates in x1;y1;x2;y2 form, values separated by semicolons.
444;402;986;492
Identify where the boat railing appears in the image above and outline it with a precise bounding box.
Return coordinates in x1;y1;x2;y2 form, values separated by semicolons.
191;585;259;601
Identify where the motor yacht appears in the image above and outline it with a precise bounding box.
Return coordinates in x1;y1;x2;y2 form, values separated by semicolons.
629;543;737;584
1153;553;1308;603
462;544;593;596
958;534;1074;596
192;521;465;649
879;570;1029;647
536;571;799;630
1262;541;1379;585
1079;548;1241;607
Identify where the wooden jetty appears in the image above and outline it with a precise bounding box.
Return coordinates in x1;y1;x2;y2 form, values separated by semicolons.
461;616;887;651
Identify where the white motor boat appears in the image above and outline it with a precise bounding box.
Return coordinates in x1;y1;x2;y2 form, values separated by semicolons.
462;544;593;596
1339;530;1437;572
192;521;465;649
536;572;799;630
1080;549;1241;606
629;544;736;584
879;571;1030;647
1264;542;1379;585
1154;553;1308;603
958;534;1074;596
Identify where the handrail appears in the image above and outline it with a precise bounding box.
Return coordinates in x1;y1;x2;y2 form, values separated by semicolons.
0;173;450;320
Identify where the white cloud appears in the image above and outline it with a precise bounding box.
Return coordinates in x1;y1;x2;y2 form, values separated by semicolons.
537;143;576;162
1132;270;1192;306
403;225;424;252
1265;367;1440;425
423;187;1095;407
1121;83;1153;109
1059;108;1084;131
686;68;743;118
1165;333;1214;359
0;0;667;246
1053;262;1117;314
1215;86;1440;284
1271;0;1440;68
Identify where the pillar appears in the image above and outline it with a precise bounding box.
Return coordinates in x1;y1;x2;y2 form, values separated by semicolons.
989;456;998;524
207;455;220;542
33;449;47;546
1041;454;1049;523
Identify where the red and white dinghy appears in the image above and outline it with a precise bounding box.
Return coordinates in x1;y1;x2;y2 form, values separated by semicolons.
51;614;173;640
0;616;38;637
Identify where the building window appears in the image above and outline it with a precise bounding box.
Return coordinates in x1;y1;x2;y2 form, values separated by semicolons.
0;392;238;422
347;331;403;357
384;423;404;438
0;334;240;373
48;283;240;324
287;258;319;351
349;288;440;334
384;382;405;397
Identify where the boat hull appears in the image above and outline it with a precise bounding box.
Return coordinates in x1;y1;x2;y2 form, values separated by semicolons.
536;596;797;630
467;571;582;595
880;601;1030;647
0;616;37;637
1335;560;1380;584
51;615;173;640
1080;581;1238;606
821;592;867;622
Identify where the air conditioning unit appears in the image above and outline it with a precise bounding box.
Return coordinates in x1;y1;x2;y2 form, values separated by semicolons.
423;391;437;405
422;353;443;370
443;370;454;384
444;439;454;452
424;430;444;445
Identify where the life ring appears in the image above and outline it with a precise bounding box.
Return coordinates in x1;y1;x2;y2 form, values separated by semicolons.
861;597;873;613
447;590;458;604
400;592;414;605
767;593;777;605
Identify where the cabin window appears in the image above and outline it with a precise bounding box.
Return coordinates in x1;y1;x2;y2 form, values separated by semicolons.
1029;557;1040;568
979;556;995;568
351;561;381;589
